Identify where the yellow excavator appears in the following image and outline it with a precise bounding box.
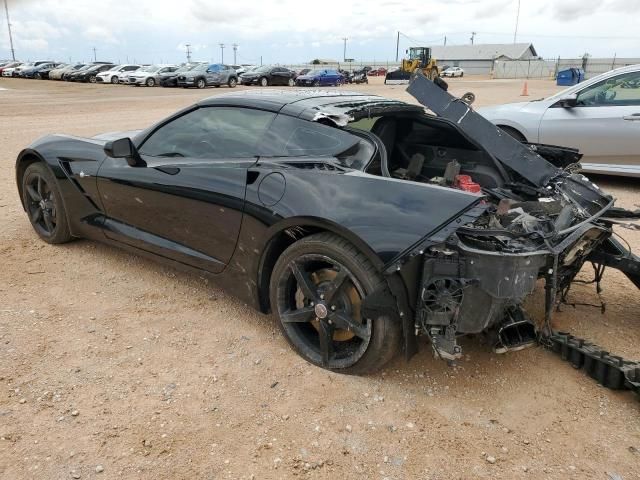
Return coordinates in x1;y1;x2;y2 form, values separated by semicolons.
385;46;439;85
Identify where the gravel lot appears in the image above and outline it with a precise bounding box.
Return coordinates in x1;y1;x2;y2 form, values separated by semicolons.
1;76;639;480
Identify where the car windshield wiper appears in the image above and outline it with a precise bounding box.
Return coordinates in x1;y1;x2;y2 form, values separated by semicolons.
157;152;185;157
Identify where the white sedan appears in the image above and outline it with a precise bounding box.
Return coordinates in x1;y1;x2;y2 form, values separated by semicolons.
442;67;464;77
95;64;141;84
478;64;640;177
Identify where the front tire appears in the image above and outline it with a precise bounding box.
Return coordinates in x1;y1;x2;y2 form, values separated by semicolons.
260;76;269;87
111;76;119;84
270;233;401;374
89;75;97;83
146;77;156;87
21;162;72;244
196;78;206;89
228;77;237;88
287;78;295;87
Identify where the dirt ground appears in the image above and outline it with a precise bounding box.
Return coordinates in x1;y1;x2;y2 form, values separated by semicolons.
0;75;639;480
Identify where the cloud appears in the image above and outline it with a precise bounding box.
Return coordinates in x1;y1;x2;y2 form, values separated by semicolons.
550;0;602;21
83;25;118;44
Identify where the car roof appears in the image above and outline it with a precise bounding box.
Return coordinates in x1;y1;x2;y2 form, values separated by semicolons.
197;89;423;120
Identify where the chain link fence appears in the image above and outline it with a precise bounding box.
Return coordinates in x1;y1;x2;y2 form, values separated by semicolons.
493;57;640;80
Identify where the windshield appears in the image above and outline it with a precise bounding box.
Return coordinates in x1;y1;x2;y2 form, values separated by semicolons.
85;65;103;72
177;64;200;73
307;70;324;76
253;66;271;73
191;63;208;72
139;65;158;72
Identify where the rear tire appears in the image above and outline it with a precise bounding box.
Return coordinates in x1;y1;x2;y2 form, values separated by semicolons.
270;232;401;374
89;75;97;83
228;77;237;88
287;78;295;87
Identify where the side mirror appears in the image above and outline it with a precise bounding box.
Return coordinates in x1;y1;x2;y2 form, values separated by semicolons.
555;93;578;108
104;138;146;167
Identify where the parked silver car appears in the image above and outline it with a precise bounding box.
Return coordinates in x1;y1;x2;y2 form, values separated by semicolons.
479;65;640;177
126;65;177;87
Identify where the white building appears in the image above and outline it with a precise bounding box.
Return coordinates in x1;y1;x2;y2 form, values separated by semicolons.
429;43;539;75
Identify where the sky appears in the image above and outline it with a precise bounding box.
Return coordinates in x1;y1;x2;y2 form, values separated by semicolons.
2;0;640;65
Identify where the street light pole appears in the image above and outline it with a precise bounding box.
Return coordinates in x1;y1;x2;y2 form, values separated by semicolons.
513;0;521;44
92;47;97;62
3;0;15;61
219;43;225;63
185;43;192;63
342;37;348;62
232;43;238;65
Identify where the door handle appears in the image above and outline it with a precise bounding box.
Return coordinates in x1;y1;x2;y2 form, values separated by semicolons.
622;113;640;121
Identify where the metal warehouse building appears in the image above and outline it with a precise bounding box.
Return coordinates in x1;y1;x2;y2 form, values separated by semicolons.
429;43;538;75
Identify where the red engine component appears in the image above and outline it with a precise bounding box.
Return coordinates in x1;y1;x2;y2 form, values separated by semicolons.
453;174;482;194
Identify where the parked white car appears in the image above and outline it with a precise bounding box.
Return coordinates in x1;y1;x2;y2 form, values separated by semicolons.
442;67;464;77
96;64;141;84
126;64;177;87
478;64;640;177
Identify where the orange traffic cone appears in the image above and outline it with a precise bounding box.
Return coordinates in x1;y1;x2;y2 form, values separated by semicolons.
520;80;529;96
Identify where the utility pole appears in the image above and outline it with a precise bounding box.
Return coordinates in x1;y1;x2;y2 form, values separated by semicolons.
92;47;97;62
395;31;400;62
513;0;521;43
444;36;447;46
232;43;238;64
4;0;15;61
341;37;348;62
470;32;476;45
260;55;262;66
219;43;225;63
185;43;192;63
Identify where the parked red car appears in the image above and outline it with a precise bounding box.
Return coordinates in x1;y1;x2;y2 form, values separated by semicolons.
367;67;387;77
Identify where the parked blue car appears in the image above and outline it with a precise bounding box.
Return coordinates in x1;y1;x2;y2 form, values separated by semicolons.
295;69;344;87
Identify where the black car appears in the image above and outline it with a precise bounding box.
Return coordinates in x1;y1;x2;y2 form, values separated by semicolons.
68;63;115;83
239;65;296;86
14;75;640;377
159;63;203;87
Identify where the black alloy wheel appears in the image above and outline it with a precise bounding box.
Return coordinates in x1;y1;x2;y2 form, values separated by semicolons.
270;233;400;373
89;75;97;83
21;162;72;244
312;80;320;87
228;77;237;87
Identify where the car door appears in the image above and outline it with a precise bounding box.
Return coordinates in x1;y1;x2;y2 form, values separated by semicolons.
96;106;277;273
539;70;640;167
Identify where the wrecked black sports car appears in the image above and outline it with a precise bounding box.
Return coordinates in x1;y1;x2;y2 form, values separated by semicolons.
15;73;640;388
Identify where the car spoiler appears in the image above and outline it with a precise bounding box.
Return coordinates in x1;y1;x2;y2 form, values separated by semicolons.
406;71;561;187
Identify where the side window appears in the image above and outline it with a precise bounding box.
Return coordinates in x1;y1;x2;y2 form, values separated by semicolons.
139;107;276;159
262;114;375;169
577;71;640;106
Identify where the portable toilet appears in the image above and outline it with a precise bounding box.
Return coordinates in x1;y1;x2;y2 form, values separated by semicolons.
557;68;584;86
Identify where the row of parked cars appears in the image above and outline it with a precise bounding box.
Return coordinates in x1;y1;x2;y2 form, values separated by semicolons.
0;60;388;89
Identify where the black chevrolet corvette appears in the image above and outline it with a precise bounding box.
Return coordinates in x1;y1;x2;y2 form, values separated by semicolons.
15;73;640;376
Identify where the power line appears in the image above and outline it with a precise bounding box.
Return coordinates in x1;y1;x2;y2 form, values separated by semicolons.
3;0;15;61
513;0;521;44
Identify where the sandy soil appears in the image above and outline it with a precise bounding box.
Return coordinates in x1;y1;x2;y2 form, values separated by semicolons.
0;76;639;480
